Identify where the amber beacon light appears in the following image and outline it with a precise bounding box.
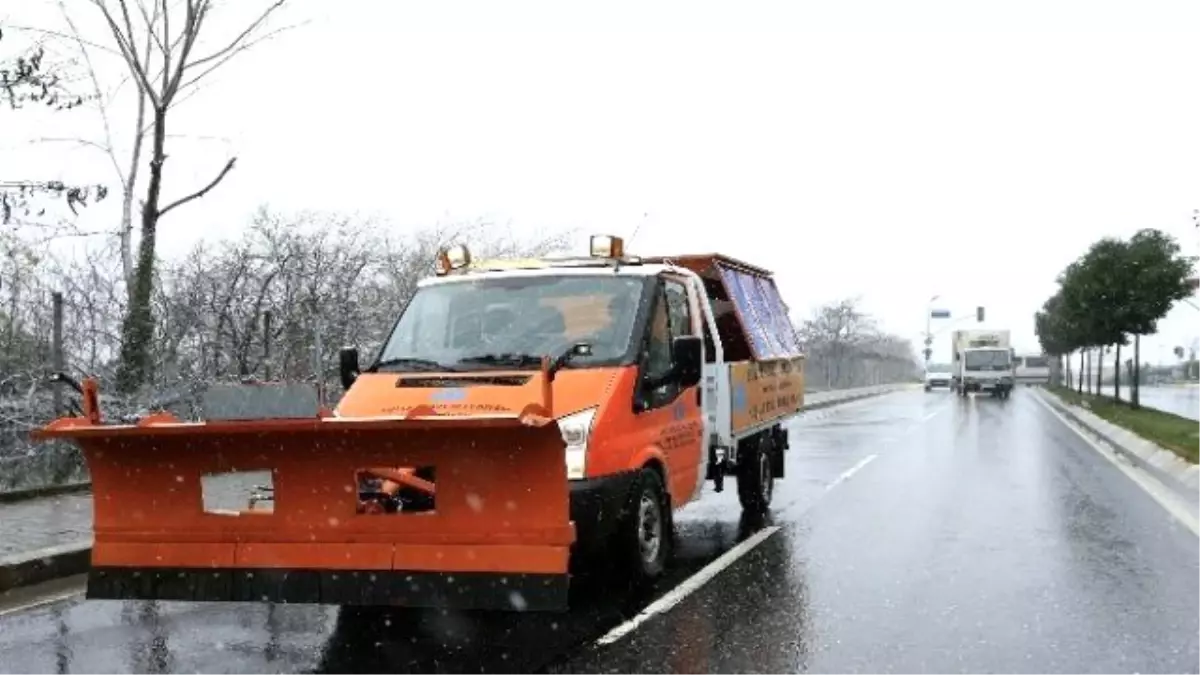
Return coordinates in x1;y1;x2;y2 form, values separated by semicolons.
435;244;472;275
589;235;625;258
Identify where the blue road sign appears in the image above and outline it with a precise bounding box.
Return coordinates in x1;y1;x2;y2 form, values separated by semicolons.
930;309;951;319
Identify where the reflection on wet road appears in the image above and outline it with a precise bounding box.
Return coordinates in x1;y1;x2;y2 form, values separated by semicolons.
2;388;1196;673
563;389;1199;673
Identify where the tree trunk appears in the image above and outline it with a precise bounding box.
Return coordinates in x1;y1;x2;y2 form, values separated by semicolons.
120;105;147;296
1085;349;1092;394
115;105;168;395
1132;335;1141;409
1113;341;1121;402
1078;351;1084;394
1096;347;1104;396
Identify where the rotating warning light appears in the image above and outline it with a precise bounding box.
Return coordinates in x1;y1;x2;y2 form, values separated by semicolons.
589;235;625;259
436;244;471;275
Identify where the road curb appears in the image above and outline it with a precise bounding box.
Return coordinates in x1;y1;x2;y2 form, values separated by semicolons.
0;481;93;504
0;541;92;596
800;384;912;413
0;383;913;595
1034;387;1199;505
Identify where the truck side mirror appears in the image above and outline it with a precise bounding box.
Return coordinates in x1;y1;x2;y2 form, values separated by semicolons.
673;335;703;388
339;347;360;390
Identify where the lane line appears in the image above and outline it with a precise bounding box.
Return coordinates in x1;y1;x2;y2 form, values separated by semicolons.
825;454;878;491
595;398;943;648
594;524;781;646
920;404;950;423
1029;391;1199;536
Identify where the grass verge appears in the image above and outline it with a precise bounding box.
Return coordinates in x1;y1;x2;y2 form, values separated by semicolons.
1048;385;1198;464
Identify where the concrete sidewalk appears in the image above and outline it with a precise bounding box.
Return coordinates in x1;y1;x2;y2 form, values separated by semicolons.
0;491;92;593
0;382;913;594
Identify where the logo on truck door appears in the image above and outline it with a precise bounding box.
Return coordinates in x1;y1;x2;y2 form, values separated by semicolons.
430;388;467;402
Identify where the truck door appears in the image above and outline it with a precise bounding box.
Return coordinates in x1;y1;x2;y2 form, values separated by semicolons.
641;276;706;506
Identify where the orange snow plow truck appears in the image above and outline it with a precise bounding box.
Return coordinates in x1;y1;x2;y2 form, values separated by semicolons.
34;235;806;612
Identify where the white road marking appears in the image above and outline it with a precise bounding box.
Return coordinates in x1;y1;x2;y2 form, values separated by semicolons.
921;405;949;423
595;399;945;647
594;524;781;646
1030;391;1199;537
825;454;878;491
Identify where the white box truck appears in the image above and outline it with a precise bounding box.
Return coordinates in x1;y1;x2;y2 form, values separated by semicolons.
951;329;1015;399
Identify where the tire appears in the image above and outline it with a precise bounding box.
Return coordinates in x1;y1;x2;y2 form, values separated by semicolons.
737;434;775;513
620;468;671;584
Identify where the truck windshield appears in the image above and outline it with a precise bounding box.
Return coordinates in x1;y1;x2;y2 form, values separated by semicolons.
964;350;1011;370
376;275;647;370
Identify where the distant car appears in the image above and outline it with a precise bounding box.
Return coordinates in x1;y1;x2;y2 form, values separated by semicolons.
925;365;953;392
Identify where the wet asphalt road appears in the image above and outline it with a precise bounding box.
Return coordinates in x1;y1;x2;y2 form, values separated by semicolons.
1;388;1196;674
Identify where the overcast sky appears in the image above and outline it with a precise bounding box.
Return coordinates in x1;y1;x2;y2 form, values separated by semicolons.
4;0;1199;363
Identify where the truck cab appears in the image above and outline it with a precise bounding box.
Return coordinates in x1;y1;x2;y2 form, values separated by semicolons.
952;338;1014;399
336;237;806;590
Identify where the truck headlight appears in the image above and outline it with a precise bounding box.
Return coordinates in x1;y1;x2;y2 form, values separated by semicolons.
559;407;597;480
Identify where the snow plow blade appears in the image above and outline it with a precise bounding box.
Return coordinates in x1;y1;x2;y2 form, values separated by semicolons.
35;410;574;612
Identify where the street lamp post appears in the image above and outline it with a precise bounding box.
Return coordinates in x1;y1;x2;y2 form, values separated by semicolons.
924;294;940;368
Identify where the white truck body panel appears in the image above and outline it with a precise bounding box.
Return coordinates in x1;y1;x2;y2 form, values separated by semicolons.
1014;353;1052;384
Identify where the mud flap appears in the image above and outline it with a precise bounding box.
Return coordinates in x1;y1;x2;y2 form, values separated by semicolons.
37;414;574;611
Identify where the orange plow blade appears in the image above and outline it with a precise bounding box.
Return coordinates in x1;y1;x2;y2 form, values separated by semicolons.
37;414;574;611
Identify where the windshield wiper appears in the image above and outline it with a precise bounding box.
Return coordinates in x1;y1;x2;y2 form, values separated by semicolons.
371;357;458;373
456;353;544;369
458;343;594;376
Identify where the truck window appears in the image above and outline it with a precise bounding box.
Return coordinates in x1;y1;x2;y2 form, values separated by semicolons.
644;288;673;382
663;279;692;340
377;275;646;368
964;350;1011;369
633;282;688;413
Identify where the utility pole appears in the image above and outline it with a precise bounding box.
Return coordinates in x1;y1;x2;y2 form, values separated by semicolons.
926;294;945;367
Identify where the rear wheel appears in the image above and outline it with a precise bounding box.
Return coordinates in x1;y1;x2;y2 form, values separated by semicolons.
737;434;775;513
620;468;671;584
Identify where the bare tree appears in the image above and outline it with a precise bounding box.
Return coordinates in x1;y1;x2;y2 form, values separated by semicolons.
55;0;297;393
797;297;919;390
0;27;108;228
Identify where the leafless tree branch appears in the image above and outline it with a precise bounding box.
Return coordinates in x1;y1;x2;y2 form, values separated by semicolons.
156;156;235;218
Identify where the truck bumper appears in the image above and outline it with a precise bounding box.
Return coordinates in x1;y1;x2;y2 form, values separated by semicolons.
961;380;1013;394
568;471;639;555
83;476;638;612
88;566;568;611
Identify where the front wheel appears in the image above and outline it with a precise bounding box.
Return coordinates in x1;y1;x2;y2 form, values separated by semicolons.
620;468;671;584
